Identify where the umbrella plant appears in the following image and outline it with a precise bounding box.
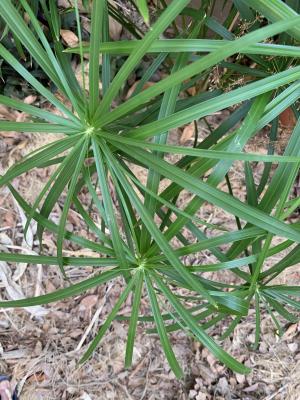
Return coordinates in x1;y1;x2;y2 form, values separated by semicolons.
1;0;300;377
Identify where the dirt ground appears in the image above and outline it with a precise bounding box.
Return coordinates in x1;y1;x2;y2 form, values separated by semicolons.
1;101;300;400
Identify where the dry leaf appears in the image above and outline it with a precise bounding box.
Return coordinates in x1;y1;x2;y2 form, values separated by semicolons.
27;372;47;384
109;16;122;40
23;95;37;105
80;295;98;310
187;86;197;96
126;80;155;99
279;107;296;128
108;0;122;40
58;0;86;11
69;329;83;339
183;78;198;96
58;0;73;7
0;261;48;318
180;122;195;144
16;112;28;122
0;105;19;120
235;373;246;384
283;323;298;340
1;210;15;226
74;61;103;92
0;132;18;139
60;29;79;47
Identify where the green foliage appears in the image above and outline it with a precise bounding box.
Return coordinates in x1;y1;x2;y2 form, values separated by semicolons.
133;0;150;24
1;0;300;377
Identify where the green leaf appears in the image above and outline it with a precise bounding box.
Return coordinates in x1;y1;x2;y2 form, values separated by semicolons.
141;24;202;251
98;17;300;127
102;131;300;163
49;0;61;40
0;95;74;126
263;293;298;322
92;138;129;269
125;271;144;368
102;141;218;306
134;0;150;23
7;183;116;257
0;0;83;116
89;0;105;116
0;135;82;188
36;140;86;244
113;143;300;244
80;273;137;364
187;256;257;272
0;121;78;134
0;43;80;125
247;0;300;40
150;227;264;262
145;272;183;378
0;252;117;267
93;0;191;120
57;138;89;274
152;272;250;374
0;269;121;308
67;39;300;58
228;118;300;260
126;67;300;141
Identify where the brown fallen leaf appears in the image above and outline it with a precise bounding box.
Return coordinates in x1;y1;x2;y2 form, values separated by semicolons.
187;86;197;96
23;95;37;105
16;112;28;122
0;132;19;139
126;80;155;99
235;373;246;384
27;372;47;384
108;0;122;40
1;210;15;227
0;105;19;120
109;15;122;40
60;29;79;47
283;323;298;340
80;295;98;310
180;122;195;144
279;107;296;129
